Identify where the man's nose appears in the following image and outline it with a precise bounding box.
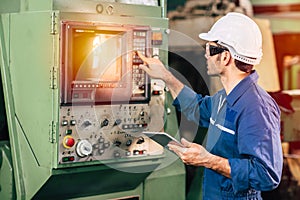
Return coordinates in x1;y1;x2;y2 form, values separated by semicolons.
204;52;209;59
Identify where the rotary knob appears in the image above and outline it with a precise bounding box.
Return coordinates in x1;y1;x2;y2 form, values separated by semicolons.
82;120;92;127
113;119;122;126
101;118;109;128
76;140;93;157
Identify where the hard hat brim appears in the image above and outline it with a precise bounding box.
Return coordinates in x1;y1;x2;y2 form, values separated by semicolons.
199;33;218;42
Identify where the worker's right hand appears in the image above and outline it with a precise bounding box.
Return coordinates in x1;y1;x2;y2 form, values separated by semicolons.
136;51;171;80
168;138;212;166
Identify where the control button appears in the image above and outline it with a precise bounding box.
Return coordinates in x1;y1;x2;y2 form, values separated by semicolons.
65;129;72;135
98;149;105;155
104;142;110;148
126;139;132;146
98;137;105;143
153;84;163;95
70;120;76;126
133;150;140;155
138;84;145;90
114;140;121;147
152;90;162;95
62;156;75;162
61;120;68;126
114;151;121;158
126;151;131;156
133;150;146;155
76;140;93;157
140;111;145;116
63;136;75;148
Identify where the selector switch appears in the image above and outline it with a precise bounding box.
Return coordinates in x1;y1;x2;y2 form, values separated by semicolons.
76;140;93;157
101;119;109;128
83;120;92;127
136;137;145;144
113;119;122;126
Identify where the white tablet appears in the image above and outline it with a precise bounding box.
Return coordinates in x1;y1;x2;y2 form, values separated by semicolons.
143;132;183;147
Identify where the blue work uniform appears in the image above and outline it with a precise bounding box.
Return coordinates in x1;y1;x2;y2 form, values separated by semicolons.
173;71;283;199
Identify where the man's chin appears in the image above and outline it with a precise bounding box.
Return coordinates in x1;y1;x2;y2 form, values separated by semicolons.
207;72;219;77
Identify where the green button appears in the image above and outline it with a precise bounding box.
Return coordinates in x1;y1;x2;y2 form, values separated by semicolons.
62;157;69;162
65;129;72;135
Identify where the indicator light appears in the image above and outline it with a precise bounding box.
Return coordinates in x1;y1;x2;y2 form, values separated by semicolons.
65;129;72;135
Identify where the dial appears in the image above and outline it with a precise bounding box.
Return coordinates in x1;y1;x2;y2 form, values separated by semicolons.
76;140;93;157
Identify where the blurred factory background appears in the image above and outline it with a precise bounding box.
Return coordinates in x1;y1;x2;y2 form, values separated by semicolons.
1;0;300;199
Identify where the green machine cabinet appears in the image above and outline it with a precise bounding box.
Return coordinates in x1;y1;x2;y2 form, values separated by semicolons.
0;0;185;199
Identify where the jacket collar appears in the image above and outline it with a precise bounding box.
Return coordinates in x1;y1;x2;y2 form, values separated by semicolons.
225;70;259;107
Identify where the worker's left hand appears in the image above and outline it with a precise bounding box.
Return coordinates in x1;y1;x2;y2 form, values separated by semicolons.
168;138;212;166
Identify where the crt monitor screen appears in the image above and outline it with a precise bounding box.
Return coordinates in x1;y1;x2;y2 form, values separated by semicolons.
72;29;124;82
61;22;150;104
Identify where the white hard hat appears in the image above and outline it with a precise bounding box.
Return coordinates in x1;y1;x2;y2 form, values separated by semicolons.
199;12;262;65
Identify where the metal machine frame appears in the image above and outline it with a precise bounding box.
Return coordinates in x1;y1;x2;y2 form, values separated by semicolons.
0;0;185;199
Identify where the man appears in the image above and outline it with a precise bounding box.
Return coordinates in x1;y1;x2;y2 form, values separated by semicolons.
138;12;283;199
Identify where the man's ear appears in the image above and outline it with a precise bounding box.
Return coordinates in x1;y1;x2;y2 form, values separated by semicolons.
222;51;231;66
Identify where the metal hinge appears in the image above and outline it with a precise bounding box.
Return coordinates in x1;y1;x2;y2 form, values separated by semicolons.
49;121;56;143
50;67;58;89
50;12;58;89
50;12;58;35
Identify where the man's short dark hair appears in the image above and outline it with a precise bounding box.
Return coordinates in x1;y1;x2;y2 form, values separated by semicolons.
234;59;253;73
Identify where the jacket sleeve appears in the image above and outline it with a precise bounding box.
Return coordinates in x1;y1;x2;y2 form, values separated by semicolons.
172;86;211;127
229;102;283;192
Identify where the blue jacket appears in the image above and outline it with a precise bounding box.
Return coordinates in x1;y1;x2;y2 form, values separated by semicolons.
173;71;283;199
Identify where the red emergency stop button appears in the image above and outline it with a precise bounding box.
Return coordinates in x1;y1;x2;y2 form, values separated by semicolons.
63;136;75;148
